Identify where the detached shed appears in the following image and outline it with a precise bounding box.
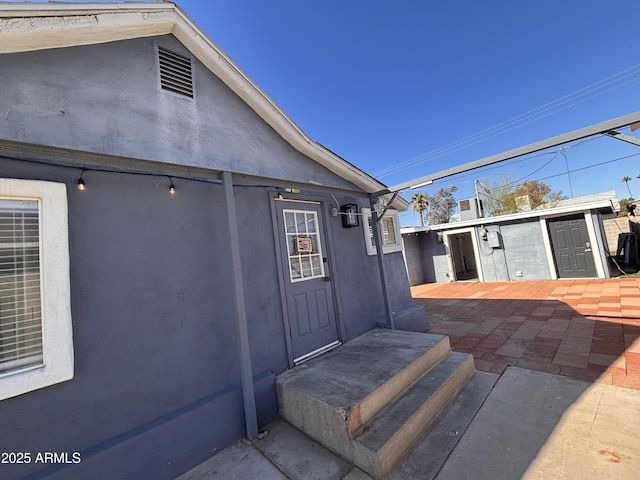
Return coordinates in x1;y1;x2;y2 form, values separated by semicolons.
402;192;619;285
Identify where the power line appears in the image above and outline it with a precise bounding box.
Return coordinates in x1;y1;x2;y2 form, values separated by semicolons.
375;63;640;178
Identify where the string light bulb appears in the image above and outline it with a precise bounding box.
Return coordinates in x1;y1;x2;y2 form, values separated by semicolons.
77;170;86;191
168;176;175;195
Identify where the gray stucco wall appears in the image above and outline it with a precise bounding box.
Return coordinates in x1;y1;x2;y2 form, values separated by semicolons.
327;196;422;339
0;34;422;480
0;35;358;191
402;231;449;285
402;233;425;286
498;221;551;280
0;159;254;480
476;225;510;282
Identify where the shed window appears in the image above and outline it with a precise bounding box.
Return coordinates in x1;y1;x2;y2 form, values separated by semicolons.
0;179;73;401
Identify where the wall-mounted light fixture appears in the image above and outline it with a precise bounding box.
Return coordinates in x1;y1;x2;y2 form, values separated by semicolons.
77;170;86;191
340;204;359;228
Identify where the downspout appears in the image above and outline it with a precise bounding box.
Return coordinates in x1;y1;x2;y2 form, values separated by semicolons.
369;195;395;330
221;171;258;440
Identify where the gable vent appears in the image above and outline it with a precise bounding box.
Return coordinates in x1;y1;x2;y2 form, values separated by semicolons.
158;46;194;98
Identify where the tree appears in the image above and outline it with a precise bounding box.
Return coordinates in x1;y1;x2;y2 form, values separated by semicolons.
622;176;633;199
480;177;564;216
424;186;458;225
619;197;636;217
409;192;428;227
477;174;514;217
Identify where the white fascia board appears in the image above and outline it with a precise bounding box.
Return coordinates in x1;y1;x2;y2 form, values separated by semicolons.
0;2;174;14
400;226;431;234
0;3;404;208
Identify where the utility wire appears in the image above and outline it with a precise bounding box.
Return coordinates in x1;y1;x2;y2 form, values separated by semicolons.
375;63;640;178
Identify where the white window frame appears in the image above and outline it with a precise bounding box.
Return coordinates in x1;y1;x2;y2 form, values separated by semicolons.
362;207;403;255
282;208;325;282
0;179;73;401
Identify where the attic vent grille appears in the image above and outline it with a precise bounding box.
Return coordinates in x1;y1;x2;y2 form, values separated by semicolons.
158;46;194;98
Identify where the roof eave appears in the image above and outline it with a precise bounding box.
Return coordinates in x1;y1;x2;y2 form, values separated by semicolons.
0;2;405;207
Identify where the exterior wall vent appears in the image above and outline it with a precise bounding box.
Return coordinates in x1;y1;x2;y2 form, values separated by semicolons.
157;46;194;98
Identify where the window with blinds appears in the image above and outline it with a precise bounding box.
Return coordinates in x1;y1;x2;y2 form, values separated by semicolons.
362;208;403;255
0;199;42;376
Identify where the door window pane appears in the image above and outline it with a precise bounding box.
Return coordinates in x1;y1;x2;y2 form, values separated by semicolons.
283;209;325;282
285;212;296;233
306;214;316;233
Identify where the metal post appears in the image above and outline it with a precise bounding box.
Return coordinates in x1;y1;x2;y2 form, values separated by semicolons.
474;179;481;214
222;171;258;440
370;197;395;330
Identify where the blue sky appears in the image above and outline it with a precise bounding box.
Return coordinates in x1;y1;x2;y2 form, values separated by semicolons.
8;1;640;224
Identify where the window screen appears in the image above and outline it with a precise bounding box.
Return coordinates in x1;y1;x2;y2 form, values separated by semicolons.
0;199;42;376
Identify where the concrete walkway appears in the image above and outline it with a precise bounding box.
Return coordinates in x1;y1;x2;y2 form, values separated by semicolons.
412;278;640;390
177;367;640;479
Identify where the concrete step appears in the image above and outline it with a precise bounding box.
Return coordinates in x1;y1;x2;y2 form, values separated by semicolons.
240;372;497;480
388;371;499;480
351;352;475;478
277;329;459;478
277;329;452;446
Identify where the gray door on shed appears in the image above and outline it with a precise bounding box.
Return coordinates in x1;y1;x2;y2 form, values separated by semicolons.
275;201;340;364
547;214;597;278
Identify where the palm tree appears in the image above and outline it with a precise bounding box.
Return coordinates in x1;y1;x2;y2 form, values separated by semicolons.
410;192;428;227
622;176;633;199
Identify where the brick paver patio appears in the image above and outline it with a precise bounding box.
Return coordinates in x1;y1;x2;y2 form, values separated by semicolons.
411;278;640;390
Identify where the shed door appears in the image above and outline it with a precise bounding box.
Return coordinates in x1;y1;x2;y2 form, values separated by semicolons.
547;214;597;278
276;201;339;364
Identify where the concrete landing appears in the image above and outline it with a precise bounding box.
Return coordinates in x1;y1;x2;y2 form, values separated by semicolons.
277;328;451;433
177;367;640;480
276;329;476;478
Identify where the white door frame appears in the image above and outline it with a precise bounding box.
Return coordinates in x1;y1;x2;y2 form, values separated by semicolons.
442;227;484;282
539;211;605;279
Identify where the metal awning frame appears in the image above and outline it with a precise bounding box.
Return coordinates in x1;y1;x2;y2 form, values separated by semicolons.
372;111;640;198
